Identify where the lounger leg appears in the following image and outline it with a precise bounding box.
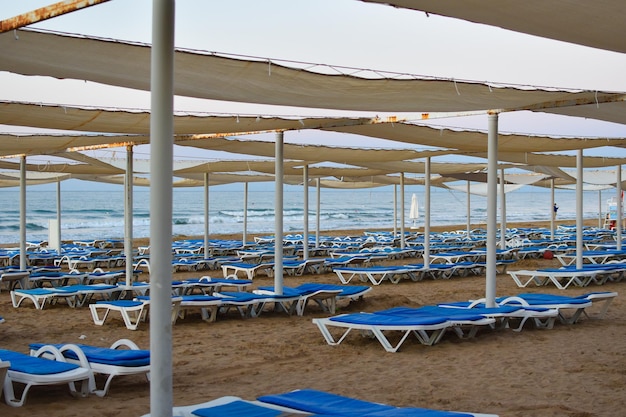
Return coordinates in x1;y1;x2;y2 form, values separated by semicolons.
90;304;111;326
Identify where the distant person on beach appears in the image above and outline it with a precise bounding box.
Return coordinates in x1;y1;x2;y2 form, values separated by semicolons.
553;203;559;219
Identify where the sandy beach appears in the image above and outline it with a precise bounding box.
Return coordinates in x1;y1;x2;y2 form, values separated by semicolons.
1;221;624;417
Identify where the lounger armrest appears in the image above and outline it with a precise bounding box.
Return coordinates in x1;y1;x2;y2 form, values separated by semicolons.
110;339;141;351
498;296;530;306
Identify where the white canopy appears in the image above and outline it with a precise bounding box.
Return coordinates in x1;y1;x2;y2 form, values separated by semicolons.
1;29;624;119
360;1;626;54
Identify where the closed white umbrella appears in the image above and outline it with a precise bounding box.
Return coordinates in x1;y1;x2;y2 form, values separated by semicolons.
409;193;419;229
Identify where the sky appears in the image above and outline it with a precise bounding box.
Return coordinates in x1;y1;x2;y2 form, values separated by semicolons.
2;0;626;190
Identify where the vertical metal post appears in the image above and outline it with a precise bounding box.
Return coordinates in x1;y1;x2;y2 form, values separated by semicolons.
149;1;175;416
56;180;62;253
485;112;498;307
499;168;507;249
550;178;556;240
243;182;248;247
204;172;210;258
400;173;406;249
393;184;398;237
598;189;602;229
616;165;622;250
424;157;431;268
125;145;134;286
576;150;584;269
315;178;320;249
466;180;471;238
302;165;309;260
19;156;27;271
274;132;284;295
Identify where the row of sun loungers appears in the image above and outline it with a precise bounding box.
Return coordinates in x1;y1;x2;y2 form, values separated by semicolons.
0;339;149;407
312;292;617;352
140;388;498;417
88;283;371;330
507;262;626;290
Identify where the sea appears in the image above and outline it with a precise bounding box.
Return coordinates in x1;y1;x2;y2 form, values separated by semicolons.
0;187;614;245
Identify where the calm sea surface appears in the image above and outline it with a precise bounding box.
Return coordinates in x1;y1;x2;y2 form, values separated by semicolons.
0;187;612;245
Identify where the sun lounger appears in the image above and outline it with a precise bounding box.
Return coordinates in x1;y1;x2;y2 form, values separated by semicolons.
28;339;150;397
437;300;559;331
10;287;81;309
0;348;91;407
181;276;252;295
257;283;371;315
312;312;453;352
178;294;225;322
257;388;498;416
220;261;274;279
333;265;419;285
0;270;30;292
495;292;618;324
507;268;602;289
375;306;496;340
89;296;182;330
215;291;301;318
138;395;307;417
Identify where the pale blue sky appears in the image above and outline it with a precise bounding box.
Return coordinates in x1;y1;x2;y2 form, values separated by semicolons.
2;1;626;190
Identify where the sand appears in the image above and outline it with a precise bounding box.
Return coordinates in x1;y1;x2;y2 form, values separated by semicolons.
1;221;624;417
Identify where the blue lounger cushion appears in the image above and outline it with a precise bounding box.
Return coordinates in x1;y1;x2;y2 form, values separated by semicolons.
257;389;474;416
96;299;144;308
29;343;150;367
0;349;79;375
376;306;485;321
192;400;285;417
329;313;449;326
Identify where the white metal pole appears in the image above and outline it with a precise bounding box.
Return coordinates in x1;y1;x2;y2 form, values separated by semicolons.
243;182;248;247
56;180;62;253
576;150;584;269
424;157;431;268
393;184;398;237
125;145;134;286
499;168;506;249
400;173;406;249
550;178;556;240
485;113;498;307
302;165;309;260
466;180;471;238
598;189;602;229
274;132;284;295
616;166;622;250
203;173;210;258
315;178;320;249
19;155;26;271
149;1;175;416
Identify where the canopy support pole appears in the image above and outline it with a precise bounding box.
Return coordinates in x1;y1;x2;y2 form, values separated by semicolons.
124;145;134;286
274;131;284;295
149;1;175;416
499;168;506;249
598;189;602;229
315;178;320;249
204;173;210;258
243;182;248;248
400;173;406;249
424;157;431;268
54;180;62;253
302;165;309;260
393;184;398;237
576;150;584;269
616;166;622;250
485;112;498;308
550;178;556;240
19;155;26;271
466;180;471;238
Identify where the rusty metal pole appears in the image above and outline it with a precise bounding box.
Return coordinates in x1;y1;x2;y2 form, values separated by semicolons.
0;0;110;33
